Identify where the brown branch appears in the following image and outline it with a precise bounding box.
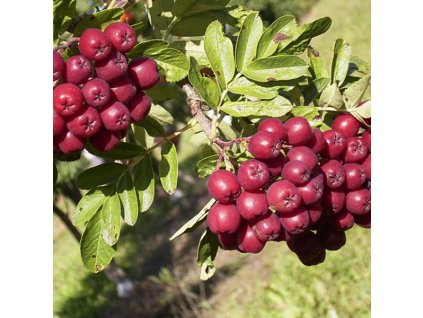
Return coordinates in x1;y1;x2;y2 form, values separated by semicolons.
53;204;81;242
54;37;80;52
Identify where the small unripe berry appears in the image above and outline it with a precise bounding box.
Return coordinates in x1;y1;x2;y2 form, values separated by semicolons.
258;118;287;142
284;116;312;146
78;28;112;61
332;114;361;138
266;180;301;214
207;170;241;203
237;159;270;191
207;203;241;234
248;131;281;159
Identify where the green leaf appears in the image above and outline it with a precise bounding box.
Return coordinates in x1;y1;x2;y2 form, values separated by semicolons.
348;56;370;78
173;0;230;17
221;95;292;117
133;125;155;148
331;39;352;86
303;77;330;105
170;40;208;66
197;229;219;280
196;155;220;178
80;210;116;273
148;104;174;126
243;55;309;82
101;194;121;246
235;13;263;72
343;75;371;108
53;162;58;185
159;141;178;195
256;15;297;59
53;0;76;39
349;100;371;119
291;106;319;121
131;21;146;35
73;8;124;35
137;115;166;137
117;173;139;226
73;186;111;226
170;198;216;240
188;57;221;108
76;163;127;190
85;142;145;160
148;48;190;83
146;83;180;103
228;76;279;100
133;154;155;212
127;40;168;58
281;17;332;55
308;47;329;79
204;20;235;89
319;83;344;109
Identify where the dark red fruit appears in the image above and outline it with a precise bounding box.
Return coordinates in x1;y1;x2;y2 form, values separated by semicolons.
362;155;371;180
258;118;287;142
207;170;241;203
261;154;285;178
65;55;92;85
109;75;137;104
67;106;102;138
316;224;346;250
290;231;325;266
78;28;112;61
297;173;324;205
322;188;346;214
332;114;361;138
274;229;292;242
53;109;65;136
307;203;323;224
95;50;128;83
248;131;281;159
343;136;369;163
279;206;311;234
81;78;111;109
306;128;326;154
354;211;371;228
281;160;311;186
128;57;160;90
346;188;371;215
53;50;65;81
237;159;270;191
320;159;345;189
237;223;265;253
53;83;84;117
236;191;269;222
126;91;152;123
344;163;366;190
252;212;281;241
207;203;241;234
286;146;318;170
104;22;136;53
218;233;238;250
266;180;301;214
284;116;312;146
362;130;371;152
322;130;346;158
332;209;355;231
56;129;86;153
100;101;131;131
89;128;123;151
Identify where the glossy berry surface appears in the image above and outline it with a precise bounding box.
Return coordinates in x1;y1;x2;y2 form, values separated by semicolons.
236;191;269;221
322;188;346;214
207;170;241;203
237;159;270;191
307;203;323;224
53;83;84;117
100;101;131;131
207;203;241;234
284;116;312;146
128;57;160;90
346;188;371;215
286;146;318;170
258;118;287;142
281;160;311;186
332;209;355;231
362;130;371;152
354;211;371;228
322;130;346;159
65;55;92;85
320;159;346;189
53;50;65;81
344;163;366;190
56;129;86;153
81;78;111;109
67;106;102;138
332;114;361;138
53;109;66;137
261;155;285;178
248;131;281;160
297;174;324;205
218;233;238;250
252;212;281;242
343;136;369;163
104;22;136;53
279;206;311;234
95;50;128;83
237;223;265;253
362;155;371;180
126;91;152;123
267;180;301;214
78;28;112;61
306;128;326;154
109;75;137;104
89;128;123;152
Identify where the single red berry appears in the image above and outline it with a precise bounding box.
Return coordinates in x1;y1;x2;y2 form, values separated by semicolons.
67;106;102;138
104;22;137;53
81;78;111;109
316;224;346;251
128;57;160;90
89;128;123;152
53;109;66;137
286;146;318;170
53;50;65;81
248;131;281;159
281;160;311;186
100;101;131;131
207;170;241;203
289;231;325;266
322;130;346;159
307;203;323;224
237;159;270;191
362;129;371;152
65;55;92;85
297;173;324;205
252;211;282;242
332;209;355;231
346;188;371;215
78;28;112;61
236;191;269;222
320;159;346;189
95;50;128;83
279;206;311;234
332;114;361;138
258;118;287;142
126;91;152;123
56;129;86;153
53;83;84;117
261;154;285;178
344;163;366;190
218;233;238;250
322;188;346;214
284;116;312;146
306;128;326;154
361;154;371;180
237;222;265;253
109;75;137;104
342;136;368;163
354;211;371;228
274;228;292;242
207;203;241;234
266;180;301;214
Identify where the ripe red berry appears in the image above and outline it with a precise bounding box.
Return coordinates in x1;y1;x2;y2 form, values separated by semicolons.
100;101;131;131
361;154;371;180
306;128;326;154
237;159;270;191
320;159;346;189
53;50;65;81
128;57;160;90
261;154;285;178
248;131;281;159
286;146;318;170
95;50;128;83
56;129;86;153
332;209;355;231
78;28;112;61
53;83;84;117
236;191;269;221
297;173;324;205
322;130;346;158
322;188;346;214
120;12;134;24
53;109;66;137
282;160;311;185
346;188;371;215
290;231;325;266
252;212;282;241
67;106;102;138
89;128;123;152
354;211;371;228
307;203;323;224
207;170;241;203
65;55;92;85
344;163;366;190
81;78;111;109
267;180;301;214
279;206;311;234
218;233;238;250
104;22;136;53
342;136;368;163
332;114;361;138
284;116;312;146
258;118;287;142
237;222;265;253
274;229;292;242
362;129;371;152
109;75;137;104
126;91;152;123
316;224;346;251
207;203;241;234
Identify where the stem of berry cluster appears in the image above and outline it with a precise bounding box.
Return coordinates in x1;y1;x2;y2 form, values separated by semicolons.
54;37;80;52
212;137;251;171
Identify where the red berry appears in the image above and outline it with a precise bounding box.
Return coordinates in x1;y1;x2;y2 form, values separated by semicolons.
81;78;111;109
322;188;346;214
332;209;355;231
128;57;160;90
346;188;371;215
279;206;311;234
248;131;281;159
286;146;318;170
320;159;346;189
67;106;102;138
362;129;371;152
267;180;301;214
297;173;324;205
306;128;326;154
89;128;123;152
53;83;84;117
258;118;287;142
307;203;323;224
342;136;368;163
53;50;65;81
104;22;136;53
236;191;269;222
95;50;128;83
126;91;152;123
316;224;346;251
322;130;346;159
354;211;371;228
289;231;325;266
261;154;285;178
362;154;371;180
78;28;112;61
281;160;311;186
237;222;265;253
218;233;238;250
344;163;366;190
207;170;241;203
109;75;137;104
53;109;66;137
252;212;282;241
100;101;131;131
332;114;361;138
284;116;312;146
237;159;270;191
120;12;134;24
207;203;241;234
56;129;86;153
65;55;92;85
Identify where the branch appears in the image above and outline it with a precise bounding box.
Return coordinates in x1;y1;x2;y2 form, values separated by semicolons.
54;37;80;52
53;204;81;242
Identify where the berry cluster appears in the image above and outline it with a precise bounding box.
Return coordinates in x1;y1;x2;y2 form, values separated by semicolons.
53;22;160;154
207;114;371;266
